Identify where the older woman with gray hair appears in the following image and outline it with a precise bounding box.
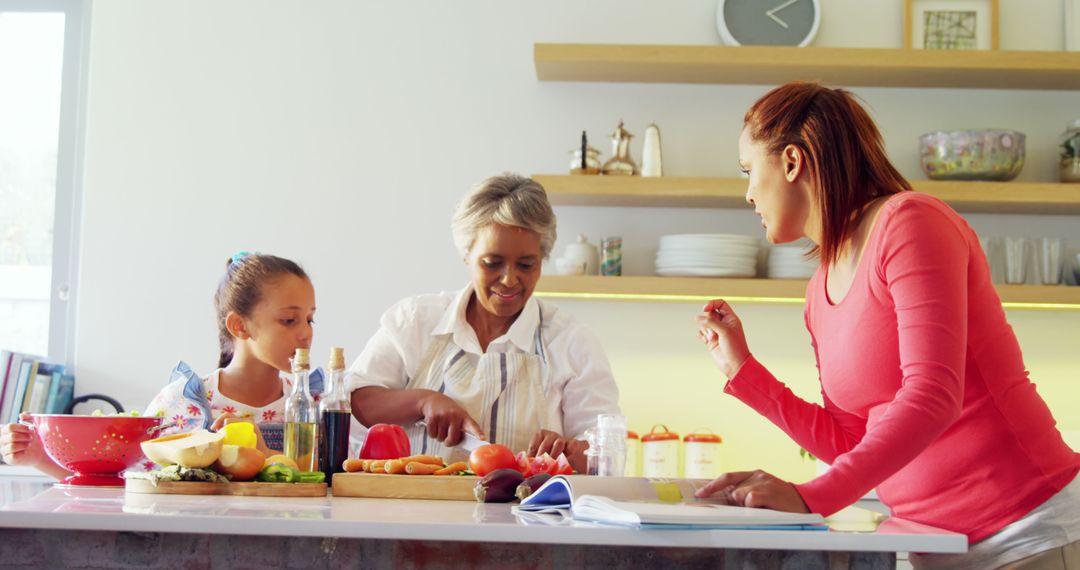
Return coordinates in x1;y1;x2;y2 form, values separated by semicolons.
347;173;620;472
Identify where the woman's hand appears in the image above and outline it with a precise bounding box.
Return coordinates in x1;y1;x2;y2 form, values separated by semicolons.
694;469;809;513
212;413;276;457
695;299;751;379
528;429;589;473
418;391;485;447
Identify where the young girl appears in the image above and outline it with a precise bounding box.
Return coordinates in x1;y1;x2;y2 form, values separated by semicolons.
0;252;318;476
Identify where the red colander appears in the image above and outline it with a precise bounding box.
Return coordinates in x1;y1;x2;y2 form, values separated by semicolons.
28;414;164;487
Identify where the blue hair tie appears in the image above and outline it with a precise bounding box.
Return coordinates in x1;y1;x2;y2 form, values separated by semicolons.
230;250;253;265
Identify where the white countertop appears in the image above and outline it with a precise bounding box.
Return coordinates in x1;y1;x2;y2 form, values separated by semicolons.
0;478;965;554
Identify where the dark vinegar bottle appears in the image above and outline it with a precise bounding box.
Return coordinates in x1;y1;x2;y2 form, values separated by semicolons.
318;347;352;484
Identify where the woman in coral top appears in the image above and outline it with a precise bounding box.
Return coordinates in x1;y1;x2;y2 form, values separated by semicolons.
695;82;1080;569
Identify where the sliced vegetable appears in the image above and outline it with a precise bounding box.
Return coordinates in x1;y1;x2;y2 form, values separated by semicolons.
256;462;301;483
298;471;325;484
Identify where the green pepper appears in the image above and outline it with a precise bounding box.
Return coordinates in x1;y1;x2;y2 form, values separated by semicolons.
256;462;301;483
298;471;325;484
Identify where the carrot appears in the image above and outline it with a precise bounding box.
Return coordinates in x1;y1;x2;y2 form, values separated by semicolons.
367;460;387;473
399;455;444;466
405;462;441;475
343;458;365;473
384;459;407;475
434;461;467;476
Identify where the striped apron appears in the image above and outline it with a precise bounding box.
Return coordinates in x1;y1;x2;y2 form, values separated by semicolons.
403;305;557;462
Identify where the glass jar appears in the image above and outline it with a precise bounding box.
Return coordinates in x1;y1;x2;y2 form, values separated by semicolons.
584;413;627;477
1061;119;1080;183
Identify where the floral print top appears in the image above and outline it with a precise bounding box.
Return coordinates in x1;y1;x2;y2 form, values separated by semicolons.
135;361;322;472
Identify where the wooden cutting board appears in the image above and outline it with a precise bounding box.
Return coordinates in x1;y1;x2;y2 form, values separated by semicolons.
125;479;328;497
332;472;479;501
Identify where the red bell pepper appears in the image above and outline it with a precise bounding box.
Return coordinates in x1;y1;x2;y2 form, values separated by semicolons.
358;423;410;459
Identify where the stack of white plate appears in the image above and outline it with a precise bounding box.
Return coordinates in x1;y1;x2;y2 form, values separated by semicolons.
767;245;818;279
655;234;759;277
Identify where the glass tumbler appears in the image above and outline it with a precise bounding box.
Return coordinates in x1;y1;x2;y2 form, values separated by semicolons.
1035;237;1064;285
1003;237;1028;285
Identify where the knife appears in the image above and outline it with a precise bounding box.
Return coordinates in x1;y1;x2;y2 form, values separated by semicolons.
416;420;487;452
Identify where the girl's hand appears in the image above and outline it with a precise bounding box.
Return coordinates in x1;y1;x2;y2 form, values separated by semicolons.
418;391;484;447
695;299;751;379
694;469;810;513
0;413;46;467
212;413;276;457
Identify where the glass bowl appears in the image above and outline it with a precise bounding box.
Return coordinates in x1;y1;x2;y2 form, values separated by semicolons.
919;130;1025;181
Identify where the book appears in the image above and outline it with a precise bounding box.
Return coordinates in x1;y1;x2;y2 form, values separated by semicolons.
0;352;27;423
0;350;12;419
8;359;38;423
45;373;75;414
26;371;51;414
517;475;826;530
29;362;64;414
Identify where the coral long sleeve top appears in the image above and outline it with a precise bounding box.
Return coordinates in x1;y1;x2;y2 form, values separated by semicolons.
725;192;1079;542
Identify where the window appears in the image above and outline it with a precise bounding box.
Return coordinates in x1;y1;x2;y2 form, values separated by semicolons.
0;0;85;362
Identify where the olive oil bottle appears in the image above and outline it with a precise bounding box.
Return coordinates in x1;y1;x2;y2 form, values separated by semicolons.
318;346;352;483
285;348;318;472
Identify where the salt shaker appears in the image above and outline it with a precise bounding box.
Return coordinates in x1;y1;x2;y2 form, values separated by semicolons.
641;123;663;177
584;413;627;477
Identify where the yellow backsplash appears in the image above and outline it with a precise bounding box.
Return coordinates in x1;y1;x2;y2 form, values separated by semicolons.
563;300;1080;485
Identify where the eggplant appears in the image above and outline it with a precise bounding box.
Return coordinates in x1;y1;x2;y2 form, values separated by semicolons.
474;468;525;503
515;473;552;501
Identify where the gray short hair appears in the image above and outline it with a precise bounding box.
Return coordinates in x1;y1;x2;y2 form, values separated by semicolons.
452;173;557;259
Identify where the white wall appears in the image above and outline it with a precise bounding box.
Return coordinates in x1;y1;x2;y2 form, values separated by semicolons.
76;0;1080;480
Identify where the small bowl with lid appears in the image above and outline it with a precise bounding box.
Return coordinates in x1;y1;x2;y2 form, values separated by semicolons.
919;129;1025;181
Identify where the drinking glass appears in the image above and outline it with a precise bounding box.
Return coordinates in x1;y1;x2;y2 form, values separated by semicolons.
1035;237;1064;285
1003;237;1028;285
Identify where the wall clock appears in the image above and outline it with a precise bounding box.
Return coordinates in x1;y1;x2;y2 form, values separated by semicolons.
716;0;822;47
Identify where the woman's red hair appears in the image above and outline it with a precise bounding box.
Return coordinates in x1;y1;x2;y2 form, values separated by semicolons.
744;81;911;265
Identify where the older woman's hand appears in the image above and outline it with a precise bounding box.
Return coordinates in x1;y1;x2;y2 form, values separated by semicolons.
695;299;751;379
694;469;809;513
419;392;485;447
528;429;589;473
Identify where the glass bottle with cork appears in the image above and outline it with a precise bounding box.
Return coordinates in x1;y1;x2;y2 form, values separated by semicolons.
285;347;319;472
318;346;351;483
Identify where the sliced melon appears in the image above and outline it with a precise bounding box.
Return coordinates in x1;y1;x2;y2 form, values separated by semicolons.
141;429;225;468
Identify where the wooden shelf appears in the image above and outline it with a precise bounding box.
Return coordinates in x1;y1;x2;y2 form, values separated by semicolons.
533;175;1080;215
534;44;1080;90
535;276;1080;309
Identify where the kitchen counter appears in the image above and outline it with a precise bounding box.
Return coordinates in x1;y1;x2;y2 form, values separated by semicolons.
0;477;965;568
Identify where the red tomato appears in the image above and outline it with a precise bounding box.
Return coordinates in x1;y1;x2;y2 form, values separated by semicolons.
529;453;557;476
468;443;518;477
554;453;573;475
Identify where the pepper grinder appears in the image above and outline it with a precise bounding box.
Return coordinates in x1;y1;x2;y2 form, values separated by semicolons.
602;121;638;176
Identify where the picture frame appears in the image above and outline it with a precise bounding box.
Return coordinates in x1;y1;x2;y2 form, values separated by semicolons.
1067;0;1080;51
905;0;999;50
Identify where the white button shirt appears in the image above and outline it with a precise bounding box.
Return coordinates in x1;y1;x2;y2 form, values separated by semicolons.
345;285;620;440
